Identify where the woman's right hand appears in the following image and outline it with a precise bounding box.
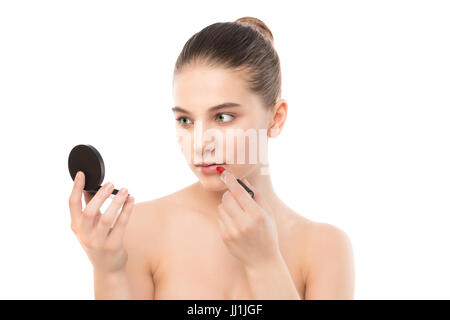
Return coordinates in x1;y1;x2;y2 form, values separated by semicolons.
68;171;135;274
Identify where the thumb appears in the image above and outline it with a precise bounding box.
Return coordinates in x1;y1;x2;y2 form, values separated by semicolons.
76;171;91;205
77;171;92;205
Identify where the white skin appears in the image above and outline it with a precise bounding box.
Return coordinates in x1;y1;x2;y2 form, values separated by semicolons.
172;63;288;270
68;62;355;300
68;176;135;274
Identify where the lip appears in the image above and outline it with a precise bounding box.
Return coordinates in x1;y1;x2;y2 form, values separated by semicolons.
195;162;224;167
194;163;225;174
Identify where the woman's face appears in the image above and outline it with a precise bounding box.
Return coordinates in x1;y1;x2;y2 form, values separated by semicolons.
172;64;272;191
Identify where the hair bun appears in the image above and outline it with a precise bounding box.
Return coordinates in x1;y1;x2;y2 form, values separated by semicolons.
234;16;274;46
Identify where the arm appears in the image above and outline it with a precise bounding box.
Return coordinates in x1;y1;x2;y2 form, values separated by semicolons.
122;202;155;299
244;252;301;300
93;268;134;300
304;223;355;299
94;202;155;300
215;173;301;299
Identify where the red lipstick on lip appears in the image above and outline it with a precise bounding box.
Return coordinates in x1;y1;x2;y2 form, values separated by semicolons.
216;166;254;199
216;166;226;175
195;163;224;174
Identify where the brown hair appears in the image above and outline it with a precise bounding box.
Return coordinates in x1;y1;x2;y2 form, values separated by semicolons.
173;17;281;109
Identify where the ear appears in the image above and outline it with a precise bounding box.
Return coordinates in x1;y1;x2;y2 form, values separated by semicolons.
268;99;288;138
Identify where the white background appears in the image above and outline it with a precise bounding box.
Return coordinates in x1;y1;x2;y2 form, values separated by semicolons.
0;0;449;299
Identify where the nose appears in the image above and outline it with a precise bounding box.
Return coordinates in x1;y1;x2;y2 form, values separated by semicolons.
192;119;221;163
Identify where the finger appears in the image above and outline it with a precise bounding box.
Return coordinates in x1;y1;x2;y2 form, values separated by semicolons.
240;178;259;202
83;190;94;205
107;195;135;246
84;191;101;228
83;190;102;220
79;182;114;236
222;191;250;230
218;203;239;239
68;171;84;228
240;178;265;209
222;191;245;218
95;187;129;240
222;192;252;232
220;170;257;213
84;182;114;216
241;178;254;193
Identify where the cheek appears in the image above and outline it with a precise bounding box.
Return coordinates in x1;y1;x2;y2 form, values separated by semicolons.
221;125;264;166
176;128;193;161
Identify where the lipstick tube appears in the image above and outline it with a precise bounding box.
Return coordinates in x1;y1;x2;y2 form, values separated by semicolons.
87;186;131;200
237;178;255;198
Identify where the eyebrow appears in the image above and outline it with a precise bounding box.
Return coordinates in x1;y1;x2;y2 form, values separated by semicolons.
171;102;242;115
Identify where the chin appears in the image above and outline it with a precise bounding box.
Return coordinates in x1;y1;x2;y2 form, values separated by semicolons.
196;174;225;191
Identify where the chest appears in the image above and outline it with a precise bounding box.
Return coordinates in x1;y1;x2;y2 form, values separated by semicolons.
150;212;305;299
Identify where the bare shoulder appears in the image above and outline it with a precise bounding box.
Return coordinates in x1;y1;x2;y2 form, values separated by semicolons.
126;183;196;235
122;195;169;262
120;185;194;297
119;194;180;300
284;210;353;258
283;210;354;299
299;218;355;299
132;184;193;217
304;220;353;256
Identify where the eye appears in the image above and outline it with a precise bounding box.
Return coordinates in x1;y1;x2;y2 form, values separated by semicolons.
176;116;193;126
215;113;235;124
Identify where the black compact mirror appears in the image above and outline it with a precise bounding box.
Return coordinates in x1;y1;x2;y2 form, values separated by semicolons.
68;144;123;196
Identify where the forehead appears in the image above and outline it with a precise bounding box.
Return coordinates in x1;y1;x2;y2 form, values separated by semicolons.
172;64;260;112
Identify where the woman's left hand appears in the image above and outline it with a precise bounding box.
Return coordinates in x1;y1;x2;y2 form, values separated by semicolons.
217;170;281;270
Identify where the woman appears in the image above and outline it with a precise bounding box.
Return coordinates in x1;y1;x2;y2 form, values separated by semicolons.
68;17;355;300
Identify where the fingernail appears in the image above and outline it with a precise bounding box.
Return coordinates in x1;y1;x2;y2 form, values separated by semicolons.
76;171;82;180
